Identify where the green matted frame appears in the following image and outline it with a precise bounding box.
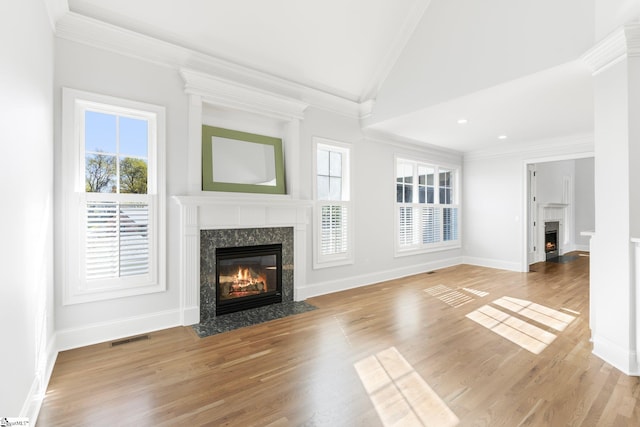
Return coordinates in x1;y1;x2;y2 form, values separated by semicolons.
201;125;286;194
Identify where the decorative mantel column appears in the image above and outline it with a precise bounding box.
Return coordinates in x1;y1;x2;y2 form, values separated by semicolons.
583;24;640;375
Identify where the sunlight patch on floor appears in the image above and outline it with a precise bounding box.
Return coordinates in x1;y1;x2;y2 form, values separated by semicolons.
492;296;575;331
424;286;489;308
354;346;459;427
461;287;489;297
466;297;577;354
424;285;452;296
437;291;474;308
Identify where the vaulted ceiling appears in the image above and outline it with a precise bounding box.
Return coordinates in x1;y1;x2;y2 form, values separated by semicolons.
66;0;597;152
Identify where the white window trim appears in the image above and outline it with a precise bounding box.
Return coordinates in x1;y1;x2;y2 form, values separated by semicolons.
313;137;354;269
61;87;166;304
394;155;462;257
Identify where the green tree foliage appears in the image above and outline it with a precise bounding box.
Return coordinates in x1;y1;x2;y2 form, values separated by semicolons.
85;153;115;192
120;157;148;194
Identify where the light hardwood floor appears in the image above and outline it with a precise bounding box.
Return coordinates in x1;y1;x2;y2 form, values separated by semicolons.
38;254;640;426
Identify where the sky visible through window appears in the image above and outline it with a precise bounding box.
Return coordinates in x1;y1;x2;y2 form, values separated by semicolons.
85;110;148;158
85;110;148;194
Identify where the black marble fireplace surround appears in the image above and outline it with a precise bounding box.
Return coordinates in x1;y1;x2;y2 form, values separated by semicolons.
200;227;295;323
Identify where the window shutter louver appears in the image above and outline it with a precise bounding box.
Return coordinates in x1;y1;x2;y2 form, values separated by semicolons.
321;204;348;255
85;200;149;281
422;206;441;244
119;202;150;276
443;207;459;241
399;206;418;246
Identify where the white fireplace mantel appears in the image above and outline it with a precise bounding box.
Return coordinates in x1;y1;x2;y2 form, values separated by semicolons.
173;194;312;325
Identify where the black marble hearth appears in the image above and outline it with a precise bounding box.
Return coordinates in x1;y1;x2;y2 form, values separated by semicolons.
192;301;316;337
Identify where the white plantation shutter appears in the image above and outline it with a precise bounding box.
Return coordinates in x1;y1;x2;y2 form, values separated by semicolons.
443;207;458;241
85;201;119;280
84;199;150;283
321;204;348;255
399;206;417;246
421;206;440;244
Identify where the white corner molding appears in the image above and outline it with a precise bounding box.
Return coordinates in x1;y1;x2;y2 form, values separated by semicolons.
582;24;640;75
43;0;69;31
55;12;373;119
180;68;309;121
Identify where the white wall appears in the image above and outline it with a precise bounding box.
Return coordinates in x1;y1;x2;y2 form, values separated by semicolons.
574;157;595;249
300;108;464;298
53;37;465;345
0;0;55;418
536;160;575;205
463;136;594;272
54;38;189;349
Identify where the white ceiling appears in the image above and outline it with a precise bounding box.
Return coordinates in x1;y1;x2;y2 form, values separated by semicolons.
66;0;596;153
368;60;594;153
68;0;428;103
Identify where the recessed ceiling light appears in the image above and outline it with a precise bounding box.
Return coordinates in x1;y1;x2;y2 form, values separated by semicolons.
457;118;468;124
498;135;507;140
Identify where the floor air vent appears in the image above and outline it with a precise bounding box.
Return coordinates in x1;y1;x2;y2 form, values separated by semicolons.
111;334;150;347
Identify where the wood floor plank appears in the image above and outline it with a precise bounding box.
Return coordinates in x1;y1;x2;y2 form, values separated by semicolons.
38;253;640;426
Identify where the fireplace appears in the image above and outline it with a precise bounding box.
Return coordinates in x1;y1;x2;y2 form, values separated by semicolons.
545;221;559;260
199;227;295;323
216;244;282;315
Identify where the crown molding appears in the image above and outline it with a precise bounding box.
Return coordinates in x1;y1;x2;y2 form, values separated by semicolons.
180;69;309;121
582;24;640;75
463;133;594;161
363;128;463;164
359;0;432;102
56;12;372;119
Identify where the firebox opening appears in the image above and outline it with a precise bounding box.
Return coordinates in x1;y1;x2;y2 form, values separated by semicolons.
544;221;559;261
216;244;283;315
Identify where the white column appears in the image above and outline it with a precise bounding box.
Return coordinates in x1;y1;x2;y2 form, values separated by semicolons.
583;24;640;375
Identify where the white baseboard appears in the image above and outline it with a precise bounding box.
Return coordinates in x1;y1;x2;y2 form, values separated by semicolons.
462;256;523;272
22;333;58;422
592;334;639;376
573;244;590;252
296;256;463;300
56;309;182;351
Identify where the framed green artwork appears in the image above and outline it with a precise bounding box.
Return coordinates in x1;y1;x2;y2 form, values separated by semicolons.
202;125;285;194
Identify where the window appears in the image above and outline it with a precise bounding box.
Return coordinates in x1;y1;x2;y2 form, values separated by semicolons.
395;158;460;254
314;138;352;268
62;88;166;304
